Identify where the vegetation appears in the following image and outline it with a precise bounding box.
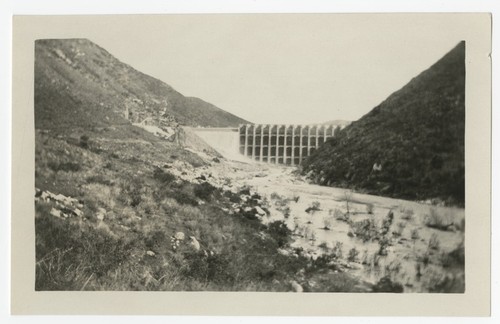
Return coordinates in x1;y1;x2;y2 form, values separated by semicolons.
35;39;248;129
302;42;465;206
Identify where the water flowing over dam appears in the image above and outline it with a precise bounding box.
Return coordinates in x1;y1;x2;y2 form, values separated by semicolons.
190;127;246;162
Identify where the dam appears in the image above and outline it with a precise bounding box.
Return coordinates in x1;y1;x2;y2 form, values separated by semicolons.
192;124;340;165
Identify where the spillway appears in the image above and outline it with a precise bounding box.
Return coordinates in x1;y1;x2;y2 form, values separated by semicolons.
190;127;249;162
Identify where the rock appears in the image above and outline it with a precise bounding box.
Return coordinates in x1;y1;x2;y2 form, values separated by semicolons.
254;206;266;216
54;194;66;202
277;248;290;256
40;191;50;201
96;208;106;221
174;232;185;241
50;208;61;218
290;280;303;292
73;209;83;217
189;236;201;251
146;251;156;257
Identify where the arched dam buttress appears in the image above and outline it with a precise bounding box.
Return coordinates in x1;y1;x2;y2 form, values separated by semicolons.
192;124;340;165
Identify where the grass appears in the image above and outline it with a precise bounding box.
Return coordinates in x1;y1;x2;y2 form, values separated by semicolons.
35;130;372;292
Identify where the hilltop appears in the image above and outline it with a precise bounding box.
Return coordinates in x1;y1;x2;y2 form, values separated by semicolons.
35;38;248;129
302;42;465;206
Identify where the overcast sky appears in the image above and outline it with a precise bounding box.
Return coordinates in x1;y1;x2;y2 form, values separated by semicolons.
86;14;467;124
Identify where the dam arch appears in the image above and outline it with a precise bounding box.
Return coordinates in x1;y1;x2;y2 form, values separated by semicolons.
239;124;337;165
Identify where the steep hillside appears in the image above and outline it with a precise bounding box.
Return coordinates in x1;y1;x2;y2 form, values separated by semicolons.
302;42;465;206
35;38;248;129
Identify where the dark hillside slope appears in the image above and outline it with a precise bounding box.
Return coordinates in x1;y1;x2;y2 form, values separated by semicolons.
302;42;465;205
35;39;248;129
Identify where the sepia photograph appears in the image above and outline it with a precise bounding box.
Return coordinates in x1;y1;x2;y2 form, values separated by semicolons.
9;11;492;316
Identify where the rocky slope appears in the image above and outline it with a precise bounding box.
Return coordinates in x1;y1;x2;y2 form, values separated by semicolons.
302;42;465;206
35;38;248;130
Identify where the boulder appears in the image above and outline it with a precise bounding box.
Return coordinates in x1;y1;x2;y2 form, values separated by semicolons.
73;208;83;217
290;280;303;293
146;250;156;257
254;206;266;216
174;232;185;241
189;236;201;251
50;208;61;218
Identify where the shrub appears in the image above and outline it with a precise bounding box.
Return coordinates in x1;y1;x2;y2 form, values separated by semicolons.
239;186;252;196
378;236;390;256
181;251;234;285
267;221;292;248
280;206;291;219
380;210;394;236
401;208;414;221
410;229;420;242
424;208;454;231
347;248;359;262
86;174;113;186
344;191;353;214
349;218;379;242
372;276;404;293
48;161;81;173
80;135;89;149
428;233;440;250
193;182;218;201
332;241;343;259
366;203;374;214
393;222;406;237
170;190;198;206
440;240;464;268
322;217;332;230
153;168;176;184
305;201;321;214
333;208;349;222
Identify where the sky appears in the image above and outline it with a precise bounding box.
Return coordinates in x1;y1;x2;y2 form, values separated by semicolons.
85;14;468;124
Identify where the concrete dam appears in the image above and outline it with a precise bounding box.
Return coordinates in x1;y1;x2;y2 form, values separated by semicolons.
192;124;340;165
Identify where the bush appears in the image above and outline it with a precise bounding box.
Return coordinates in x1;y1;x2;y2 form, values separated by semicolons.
80;135;89;149
366;203;374;214
194;182;218;201
322;217;332;230
349;218;379;242
267;221;292;248
380;210;394;236
48;161;81;172
333;208;349;222
181;251;234;285
440;240;464;268
347;248;359;262
372;276;404;293
153;168;176;184
305;201;321;214
86;174;113;186
378;236;390;256
428;233;440;250
392;222;406;237
170;190;198;206
401;208;415;221
424;208;454;231
410;228;420;242
332;241;343;259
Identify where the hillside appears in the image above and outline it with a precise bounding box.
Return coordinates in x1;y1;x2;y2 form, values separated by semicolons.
302;42;465;206
35;39;379;293
35;38;248;129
